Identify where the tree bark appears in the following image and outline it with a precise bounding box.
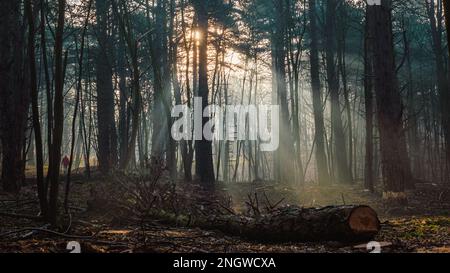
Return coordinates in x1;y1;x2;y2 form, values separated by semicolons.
364;10;375;193
25;0;48;216
325;0;351;184
95;0;118;173
273;0;296;185
402;21;422;180
151;0;168;162
112;0;141;170
367;0;412;206
204;205;381;243
309;0;331;186
0;0;28;193
117;29;129;168
48;0;67;226
193;0;215;188
337;3;354;183
427;0;450;178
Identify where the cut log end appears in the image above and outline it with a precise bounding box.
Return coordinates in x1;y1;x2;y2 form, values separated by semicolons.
348;206;381;236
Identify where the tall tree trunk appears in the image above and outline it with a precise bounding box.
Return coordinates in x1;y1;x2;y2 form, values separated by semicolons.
113;0;141;170
168;0;179;179
64;0;92;212
273;0;296;185
0;0;28;193
151;0;168;162
80;51;92;178
425;0;450;178
48;0;66;226
95;0;117;173
325;0;351;184
286;0;305;184
309;0;330;185
364;10;375;193
402;21;422;179
193;0;215;188
337;3;354;183
41;0;53;189
125;19;141;171
180;1;194;182
367;0;412;206
117;31;129;167
25;0;48;216
150;0;175;178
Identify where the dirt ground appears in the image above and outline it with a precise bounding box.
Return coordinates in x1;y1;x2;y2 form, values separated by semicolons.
0;176;449;253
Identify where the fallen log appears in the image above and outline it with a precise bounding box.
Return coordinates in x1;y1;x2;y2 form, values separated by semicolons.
204;205;381;243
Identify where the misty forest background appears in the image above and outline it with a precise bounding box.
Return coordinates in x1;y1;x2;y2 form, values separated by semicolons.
1;0;450;238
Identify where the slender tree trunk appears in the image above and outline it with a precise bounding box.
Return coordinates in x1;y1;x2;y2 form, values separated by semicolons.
117;30;129;167
64;0;92;212
41;0;53;189
180;1;194;182
325;0;351;184
25;0;47;215
273;0;296;185
113;0;141;170
337;4;354;183
364;11;375;192
80;47;92;178
48;0;66;226
309;0;330;185
309;0;331;185
402;21;422;179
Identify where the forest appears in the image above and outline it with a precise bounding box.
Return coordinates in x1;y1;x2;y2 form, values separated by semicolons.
0;0;449;254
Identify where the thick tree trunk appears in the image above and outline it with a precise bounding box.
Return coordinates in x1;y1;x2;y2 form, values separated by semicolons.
368;0;412;206
309;0;330;186
194;0;215;188
426;0;449;180
95;0;117;173
151;0;169;162
0;0;28;193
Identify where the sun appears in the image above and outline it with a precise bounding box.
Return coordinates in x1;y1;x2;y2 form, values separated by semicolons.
193;29;203;42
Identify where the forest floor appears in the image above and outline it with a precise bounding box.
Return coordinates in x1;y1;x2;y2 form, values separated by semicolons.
0;173;449;253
